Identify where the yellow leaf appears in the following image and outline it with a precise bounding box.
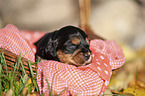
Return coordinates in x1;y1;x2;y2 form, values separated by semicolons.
109;71;132;91
123;85;145;96
121;43;136;62
28;78;32;85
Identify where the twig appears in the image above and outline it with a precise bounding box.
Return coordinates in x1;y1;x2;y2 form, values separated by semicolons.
79;0;105;40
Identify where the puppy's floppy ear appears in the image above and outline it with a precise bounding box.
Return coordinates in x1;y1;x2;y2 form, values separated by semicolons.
44;39;58;57
34;31;59;60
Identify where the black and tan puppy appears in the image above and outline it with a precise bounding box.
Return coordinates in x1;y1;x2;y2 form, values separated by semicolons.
34;26;92;66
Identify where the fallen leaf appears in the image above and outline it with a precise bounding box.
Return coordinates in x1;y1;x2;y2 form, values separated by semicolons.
103;88;112;96
121;43;137;62
109;70;133;91
5;89;13;96
28;92;40;96
123;85;145;96
21;87;28;96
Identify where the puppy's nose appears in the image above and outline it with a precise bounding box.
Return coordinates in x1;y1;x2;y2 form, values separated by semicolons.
83;53;90;60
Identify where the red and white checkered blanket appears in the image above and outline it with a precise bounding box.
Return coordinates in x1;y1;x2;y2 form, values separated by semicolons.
0;24;125;96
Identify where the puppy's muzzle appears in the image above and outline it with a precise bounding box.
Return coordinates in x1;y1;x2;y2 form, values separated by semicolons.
57;48;92;67
72;48;92;66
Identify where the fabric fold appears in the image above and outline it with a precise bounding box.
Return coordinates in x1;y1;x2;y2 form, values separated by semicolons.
0;24;125;96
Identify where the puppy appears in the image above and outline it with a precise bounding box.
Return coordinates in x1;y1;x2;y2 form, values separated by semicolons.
34;26;92;66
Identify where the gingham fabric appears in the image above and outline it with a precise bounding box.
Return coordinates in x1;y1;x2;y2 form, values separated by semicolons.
0;24;125;96
0;24;36;62
21;30;45;44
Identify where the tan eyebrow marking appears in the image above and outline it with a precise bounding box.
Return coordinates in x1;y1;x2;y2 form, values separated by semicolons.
71;36;81;45
86;38;89;44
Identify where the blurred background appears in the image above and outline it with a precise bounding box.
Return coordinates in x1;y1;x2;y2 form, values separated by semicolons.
0;0;145;49
0;0;145;95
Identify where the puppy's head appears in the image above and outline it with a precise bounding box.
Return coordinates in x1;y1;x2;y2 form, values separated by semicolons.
55;26;92;66
35;26;92;66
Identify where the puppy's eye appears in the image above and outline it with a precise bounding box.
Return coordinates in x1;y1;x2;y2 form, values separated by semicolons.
71;36;81;45
69;45;76;49
64;44;76;54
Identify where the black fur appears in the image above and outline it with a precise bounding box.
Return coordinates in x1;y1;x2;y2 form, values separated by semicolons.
34;26;91;62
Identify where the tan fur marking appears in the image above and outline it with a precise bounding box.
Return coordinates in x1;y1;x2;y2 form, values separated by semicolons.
57;49;92;66
73;52;86;64
71;37;81;45
57;50;75;65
